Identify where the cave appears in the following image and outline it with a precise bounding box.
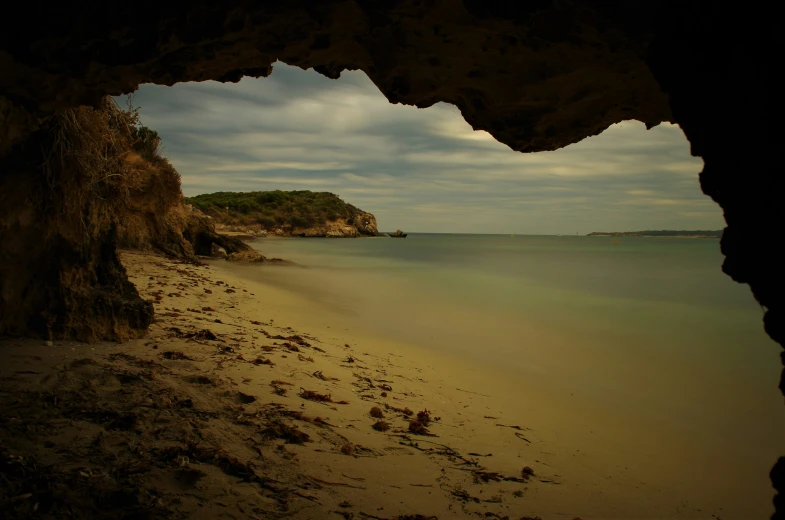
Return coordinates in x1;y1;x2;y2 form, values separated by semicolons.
0;0;780;516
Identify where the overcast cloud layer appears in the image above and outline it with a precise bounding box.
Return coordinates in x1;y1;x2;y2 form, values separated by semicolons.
118;62;718;234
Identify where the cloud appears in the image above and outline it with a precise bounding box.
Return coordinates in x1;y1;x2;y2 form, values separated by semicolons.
116;62;717;234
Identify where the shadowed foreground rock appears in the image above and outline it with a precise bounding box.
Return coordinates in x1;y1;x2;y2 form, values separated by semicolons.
0;1;780;515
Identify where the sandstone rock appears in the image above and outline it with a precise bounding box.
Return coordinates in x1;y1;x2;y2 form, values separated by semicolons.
226;250;266;263
288;215;373;238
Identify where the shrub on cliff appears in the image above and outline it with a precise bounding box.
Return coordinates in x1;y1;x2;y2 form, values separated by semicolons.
37;96;197;260
39;97;147;231
133;125;161;159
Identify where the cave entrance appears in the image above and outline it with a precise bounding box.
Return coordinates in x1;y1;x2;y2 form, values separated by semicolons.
113;62;784;518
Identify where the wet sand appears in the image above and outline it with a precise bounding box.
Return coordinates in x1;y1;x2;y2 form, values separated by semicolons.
0;250;777;519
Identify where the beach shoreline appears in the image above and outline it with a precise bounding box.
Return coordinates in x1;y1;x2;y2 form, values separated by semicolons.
0;249;776;519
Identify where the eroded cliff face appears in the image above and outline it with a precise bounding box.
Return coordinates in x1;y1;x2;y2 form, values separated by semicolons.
0;100;262;340
0;2;781;513
0;102;155;341
115;152;197;261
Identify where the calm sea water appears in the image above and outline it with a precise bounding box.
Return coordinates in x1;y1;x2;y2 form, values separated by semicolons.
239;233;784;510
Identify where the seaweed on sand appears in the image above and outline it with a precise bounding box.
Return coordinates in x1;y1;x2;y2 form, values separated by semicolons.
160;351;194;360
312;370;338;381
383;404;413;417
408;420;428;435
372;421;390;432
299;388;332;402
357;513;438;520
270;381;290;396
261;418;311;444
166;327;219;341
0;444;172;520
299;388;348;404
340;443;355;455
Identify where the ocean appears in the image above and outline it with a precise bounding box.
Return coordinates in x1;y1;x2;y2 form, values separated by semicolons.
233;233;784;516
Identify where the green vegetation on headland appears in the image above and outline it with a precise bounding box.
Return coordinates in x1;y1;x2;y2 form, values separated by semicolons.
186;191;361;228
587;230;722;238
185;190;380;237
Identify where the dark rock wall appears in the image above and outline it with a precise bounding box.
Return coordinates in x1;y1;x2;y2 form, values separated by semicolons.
643;2;782;371
0;1;781;514
644;8;782;513
0;1;673;157
0;142;153;342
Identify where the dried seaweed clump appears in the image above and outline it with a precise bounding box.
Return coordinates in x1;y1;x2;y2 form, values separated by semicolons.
340;443;355;455
384;404;414;416
370;406;384;418
408;420;428;435
299;388;348;404
299;388;332;402
372;421;390;432
313;370;338;381
161;350;192;360
270;380;291;396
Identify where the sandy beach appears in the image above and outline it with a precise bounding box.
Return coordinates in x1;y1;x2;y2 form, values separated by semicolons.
0;249;777;519
0;251;566;520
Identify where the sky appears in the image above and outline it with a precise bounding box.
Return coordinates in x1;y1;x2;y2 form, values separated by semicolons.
118;61;721;235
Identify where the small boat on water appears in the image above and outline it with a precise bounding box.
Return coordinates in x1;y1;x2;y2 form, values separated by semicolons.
388;229;407;238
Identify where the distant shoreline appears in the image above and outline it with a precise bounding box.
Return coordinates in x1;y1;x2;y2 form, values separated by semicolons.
587;230;722;238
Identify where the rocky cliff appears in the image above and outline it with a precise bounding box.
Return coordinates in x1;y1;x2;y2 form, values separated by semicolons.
0;99;269;341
